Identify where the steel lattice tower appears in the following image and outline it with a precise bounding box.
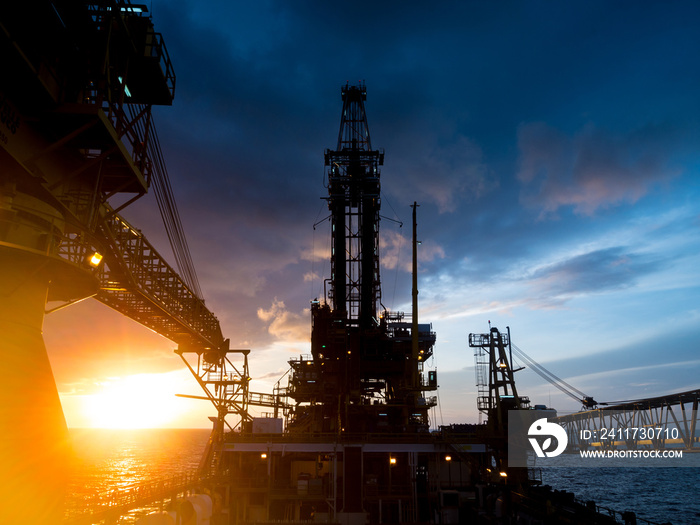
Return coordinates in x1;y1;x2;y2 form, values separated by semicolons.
324;82;384;329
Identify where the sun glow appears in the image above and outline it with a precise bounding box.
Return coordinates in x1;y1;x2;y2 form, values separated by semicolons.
82;372;186;429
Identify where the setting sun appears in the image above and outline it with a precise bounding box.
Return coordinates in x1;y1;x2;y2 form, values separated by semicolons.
81;373;188;429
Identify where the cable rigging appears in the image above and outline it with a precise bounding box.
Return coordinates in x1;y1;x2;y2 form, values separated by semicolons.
510;342;598;409
127;105;204;299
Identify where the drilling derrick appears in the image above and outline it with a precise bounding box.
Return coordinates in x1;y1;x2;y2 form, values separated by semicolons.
287;83;437;435
214;86;470;525
325;83;382;327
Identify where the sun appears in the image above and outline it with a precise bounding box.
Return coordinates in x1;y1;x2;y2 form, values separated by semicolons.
82;373;184;429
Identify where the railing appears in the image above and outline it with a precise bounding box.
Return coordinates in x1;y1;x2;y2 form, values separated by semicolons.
148;31;176;99
554;390;700;453
96;211;224;349
53;210;224;350
248;391;287;408
224;430;479;444
64;471;207;525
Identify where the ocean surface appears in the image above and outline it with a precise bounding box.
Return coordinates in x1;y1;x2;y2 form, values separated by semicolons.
539;456;700;525
65;428;211;522
65;429;700;524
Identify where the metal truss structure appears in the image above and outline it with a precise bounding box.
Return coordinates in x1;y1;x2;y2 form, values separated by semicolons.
554;389;700;452
1;0;250;467
323;82;384;328
470;327;529;417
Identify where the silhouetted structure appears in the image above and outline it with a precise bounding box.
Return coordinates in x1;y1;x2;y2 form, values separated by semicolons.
195;85;474;525
0;2;226;522
286;83;437;435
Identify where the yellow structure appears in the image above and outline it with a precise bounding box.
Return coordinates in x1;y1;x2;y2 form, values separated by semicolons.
0;1;175;521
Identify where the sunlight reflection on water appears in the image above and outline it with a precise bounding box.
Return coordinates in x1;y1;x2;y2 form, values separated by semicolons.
65;428;209;522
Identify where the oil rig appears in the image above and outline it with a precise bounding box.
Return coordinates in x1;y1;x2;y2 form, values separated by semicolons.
289;83;437;436
2;3;696;525
188;84;513;525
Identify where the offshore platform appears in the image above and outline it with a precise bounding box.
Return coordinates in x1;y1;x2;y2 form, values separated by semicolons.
195;83;461;525
2;3;697;525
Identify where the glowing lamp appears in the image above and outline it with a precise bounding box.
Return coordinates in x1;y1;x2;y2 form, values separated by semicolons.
89;252;103;267
389;457;397;465
499;471;508;478
445;455;452;462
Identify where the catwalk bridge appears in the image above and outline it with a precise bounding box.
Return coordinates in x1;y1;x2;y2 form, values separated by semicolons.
553;388;700;453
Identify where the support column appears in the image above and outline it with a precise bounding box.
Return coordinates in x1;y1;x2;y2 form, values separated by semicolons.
0;253;70;524
0;184;96;524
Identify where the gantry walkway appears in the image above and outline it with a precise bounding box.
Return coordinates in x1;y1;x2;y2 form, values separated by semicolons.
553;388;700;452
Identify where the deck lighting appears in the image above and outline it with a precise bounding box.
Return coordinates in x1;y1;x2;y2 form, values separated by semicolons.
89;251;103;267
445;456;452;462
499;471;507;478
261;453;267;459
389;457;397;465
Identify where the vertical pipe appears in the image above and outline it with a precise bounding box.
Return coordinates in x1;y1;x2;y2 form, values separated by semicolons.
332;189;346;315
691;398;698;451
507;326;513;372
411;202;419;389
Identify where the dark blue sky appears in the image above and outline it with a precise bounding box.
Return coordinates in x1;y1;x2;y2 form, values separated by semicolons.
47;0;700;426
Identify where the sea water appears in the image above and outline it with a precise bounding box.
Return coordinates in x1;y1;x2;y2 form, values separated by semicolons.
65;428;210;522
539;456;700;525
65;429;700;524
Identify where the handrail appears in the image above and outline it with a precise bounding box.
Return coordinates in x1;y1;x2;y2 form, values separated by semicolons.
63;470;210;525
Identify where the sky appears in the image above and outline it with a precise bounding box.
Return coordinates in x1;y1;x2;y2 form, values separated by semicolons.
45;0;700;428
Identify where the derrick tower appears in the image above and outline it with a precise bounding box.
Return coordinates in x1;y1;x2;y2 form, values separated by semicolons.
325;83;383;327
286;83;437;434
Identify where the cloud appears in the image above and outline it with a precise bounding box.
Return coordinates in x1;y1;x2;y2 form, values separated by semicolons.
303;271;320;283
387;133;495;214
257;299;310;342
418;242;670;321
380;230;446;272
527;246;664;305
300;239;331;263
254;369;290;381
517;122;681;216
